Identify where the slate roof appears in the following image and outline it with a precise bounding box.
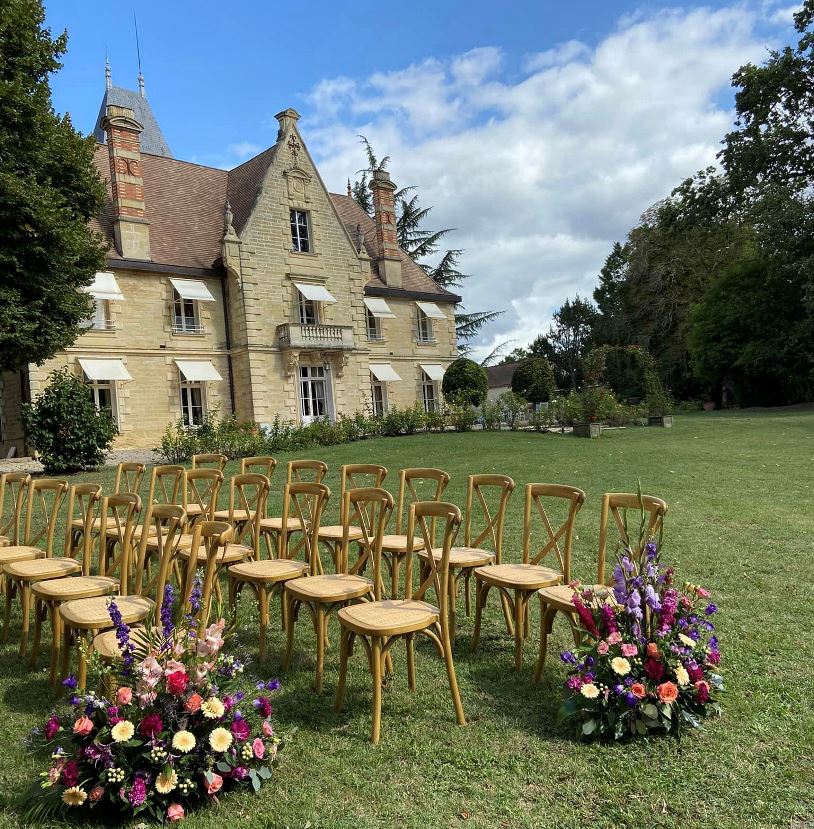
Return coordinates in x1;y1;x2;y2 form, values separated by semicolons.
486;362;519;389
93;86;172;158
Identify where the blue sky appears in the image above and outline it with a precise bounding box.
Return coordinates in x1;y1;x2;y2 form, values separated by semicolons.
44;0;799;356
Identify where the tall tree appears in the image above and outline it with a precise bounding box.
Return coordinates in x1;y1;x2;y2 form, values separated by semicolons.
0;0;106;373
547;296;597;391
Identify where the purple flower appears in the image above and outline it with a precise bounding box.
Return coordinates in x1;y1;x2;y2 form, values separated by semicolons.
107;599;135;676
62;675;78;691
613;684;624;695
644;584;661;612
705;603;717;616
645;541;657;559
565;675;583;691
257;679;281;692
161;583;175;638
128;776;147;807
560;651;577;665
188;571;203;615
624;692;638;707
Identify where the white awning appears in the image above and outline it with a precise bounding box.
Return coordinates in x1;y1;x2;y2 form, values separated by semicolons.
364;297;395;318
420;363;446;381
370;363;402;382
78;358;132;382
169;278;216;302
175;360;222;382
294;282;337;304
416;301;446;320
83;272;124;301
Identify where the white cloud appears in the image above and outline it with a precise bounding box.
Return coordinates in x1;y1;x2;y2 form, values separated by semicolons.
227;141;262;160
301;4;774;359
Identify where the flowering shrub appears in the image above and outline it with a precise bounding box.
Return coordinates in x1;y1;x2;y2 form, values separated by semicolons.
560;541;723;739
19;580;283;822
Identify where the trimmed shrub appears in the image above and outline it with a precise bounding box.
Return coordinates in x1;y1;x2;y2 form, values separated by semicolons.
511;357;556;403
22;366;117;472
441;358;488;406
447;402;477;432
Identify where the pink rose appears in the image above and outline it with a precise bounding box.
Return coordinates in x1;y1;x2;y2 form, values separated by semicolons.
261;720;274;738
206;773;223;795
621;643;638;657
606;632;622;645
73;715;94;737
116;687;133;706
89;785;105;802
597;641;609;655
167;803;185;822
166;671;189;696
696;587;711;598
252;737;265;759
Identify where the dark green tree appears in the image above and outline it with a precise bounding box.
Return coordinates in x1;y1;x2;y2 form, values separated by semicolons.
511;357;556;404
441;357;488;406
0;0;107;373
547;296;597;391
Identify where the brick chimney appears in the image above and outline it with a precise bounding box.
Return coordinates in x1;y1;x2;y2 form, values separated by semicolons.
369;169;402;288
101;104;151;260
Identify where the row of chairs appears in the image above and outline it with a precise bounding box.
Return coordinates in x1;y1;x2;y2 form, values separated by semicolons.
0;459;667;743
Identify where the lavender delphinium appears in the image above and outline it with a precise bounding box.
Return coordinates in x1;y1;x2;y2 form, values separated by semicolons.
161;583;176;640
107;599;135;676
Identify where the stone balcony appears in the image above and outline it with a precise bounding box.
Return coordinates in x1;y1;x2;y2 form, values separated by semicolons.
276;322;355;351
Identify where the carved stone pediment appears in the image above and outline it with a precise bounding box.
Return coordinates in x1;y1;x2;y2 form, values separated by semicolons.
284;166;312;204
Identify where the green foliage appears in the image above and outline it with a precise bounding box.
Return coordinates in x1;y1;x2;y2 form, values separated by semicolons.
446;402;476;432
511;357;555;404
546;296;598;390
497;391;527;431
441;357;487;406
22;366;116;472
0;0;107;372
479;399;503;430
549;388;644;427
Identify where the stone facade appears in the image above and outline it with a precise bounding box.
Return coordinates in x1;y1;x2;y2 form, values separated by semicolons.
0;96;459;454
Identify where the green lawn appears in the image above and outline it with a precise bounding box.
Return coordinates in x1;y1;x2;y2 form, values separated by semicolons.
1;410;813;829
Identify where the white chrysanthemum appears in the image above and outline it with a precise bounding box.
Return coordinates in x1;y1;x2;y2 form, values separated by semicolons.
674;665;690;686
155;769;178;794
201;697;225;719
172;730;196;753
62;786;87;806
209;727;233;752
110;720;135;743
611;656;631;676
580;683;600;699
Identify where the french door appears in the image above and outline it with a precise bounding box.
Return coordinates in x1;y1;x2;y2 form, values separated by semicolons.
299;366;332;424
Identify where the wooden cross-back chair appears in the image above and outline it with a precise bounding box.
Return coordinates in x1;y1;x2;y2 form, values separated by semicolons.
212;471;265;539
241;456;277;478
317;464;388;572
183;468;224;526
61;503;186;689
534;492;667;683
145;464;186;506
31;493;141;684
0;472;30;548
229;481;329;662
375;467;450;596
192;453;228;472
334;500;466;744
470;483;586;672
2;481;85;655
287;459;328;484
284;486;392;692
418;473;515;638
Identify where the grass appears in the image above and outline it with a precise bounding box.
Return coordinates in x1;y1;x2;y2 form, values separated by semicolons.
0;409;813;829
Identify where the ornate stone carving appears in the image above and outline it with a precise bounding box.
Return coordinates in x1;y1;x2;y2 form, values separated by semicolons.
284;351;300;378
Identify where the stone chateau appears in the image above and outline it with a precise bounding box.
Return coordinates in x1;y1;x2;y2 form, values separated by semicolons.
0;69;460;452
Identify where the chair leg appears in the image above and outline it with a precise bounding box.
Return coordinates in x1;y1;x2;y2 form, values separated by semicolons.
405;633;416;691
533;602;551;684
282;593;296;671
501;592;514;636
2;582;14;643
514;590;524;672
60;623;72;687
370;635;383;744
441;626;466;726
76;631;89;692
19;582;31;657
258;586;269;663
48;604;61;686
334;626;351;713
464;571;472;617
470;579;489;654
29;596;43;667
448;572;458;643
314;604;326;693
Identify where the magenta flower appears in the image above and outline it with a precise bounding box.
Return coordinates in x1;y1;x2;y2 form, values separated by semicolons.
43;714;60;740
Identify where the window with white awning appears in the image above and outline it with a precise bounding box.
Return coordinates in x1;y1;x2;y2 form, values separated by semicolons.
415;301;446;319
419;363;445;381
369;363;402;382
78;358;133;382
363;297;395;318
175;360;223;382
169;278;217;302
294;282;337;304
83;272;125;301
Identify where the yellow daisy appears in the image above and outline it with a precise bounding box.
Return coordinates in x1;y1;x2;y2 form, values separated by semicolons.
611;656;631;676
201;697;225;719
155;768;178;794
62;786;88;807
110;720;135;743
172;730;196;753
209;727;233;752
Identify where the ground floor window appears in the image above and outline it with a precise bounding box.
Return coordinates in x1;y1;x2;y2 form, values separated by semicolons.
180;381;206;427
87;380;118;426
421;371;438;413
299;366;330;422
370;378;387;416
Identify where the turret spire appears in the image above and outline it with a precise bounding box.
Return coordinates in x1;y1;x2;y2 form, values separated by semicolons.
105;53;112;90
135;15;145;97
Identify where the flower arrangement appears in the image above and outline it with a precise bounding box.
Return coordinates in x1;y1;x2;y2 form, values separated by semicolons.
19;578;283;822
560;539;723;739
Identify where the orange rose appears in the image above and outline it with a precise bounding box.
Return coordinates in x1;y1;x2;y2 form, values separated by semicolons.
73;716;93;736
657;681;679;704
184;693;203;714
646;642;659;658
630;682;647;699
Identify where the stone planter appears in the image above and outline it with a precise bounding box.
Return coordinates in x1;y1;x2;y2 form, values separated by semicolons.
573;422;601;438
648;415;673;428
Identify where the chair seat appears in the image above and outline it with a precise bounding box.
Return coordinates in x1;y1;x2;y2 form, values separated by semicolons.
228;559;308;584
286;573;372;602
0;547;45;565
70;517;105;532
538;583;614;612
259;517;305;532
0;536;9;547
317;525;364;542
419;546;494;568
177;543;251;565
338;598;439;637
379;534;425;553
32;575;118;601
184;504;205;517
92;625;157;660
475;563;561;591
4;558;81;582
213;508;250;522
59;595;154;630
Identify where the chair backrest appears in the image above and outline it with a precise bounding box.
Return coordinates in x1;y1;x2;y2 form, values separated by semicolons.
286;459;327;484
146;465;186;506
228;473;270;552
133;503;186;597
279;481;330;567
113;462;146;495
192;453;228;472
20;478;69;556
394;467;450;538
184;469;224;523
404;502;462;627
521;484;586;582
96;493;141;583
464;474;515;562
336;486;393;578
240;456;277;478
64;483;102;558
338;464;387;524
0;472;30;544
597;492;668;583
177;520;234;632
